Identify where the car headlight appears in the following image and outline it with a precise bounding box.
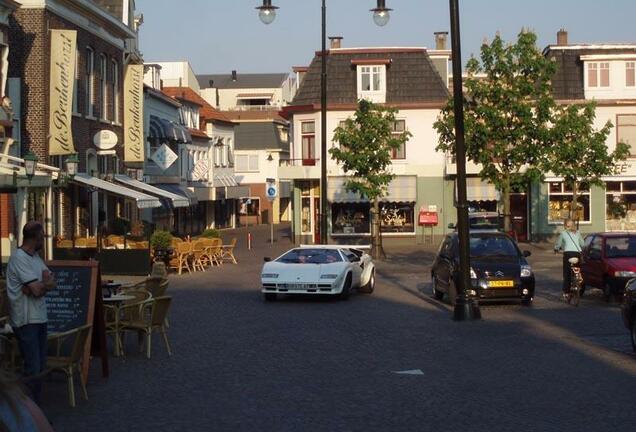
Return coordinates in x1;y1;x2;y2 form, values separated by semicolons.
320;274;339;279
521;265;533;278
261;273;279;279
470;267;477;279
614;271;636;278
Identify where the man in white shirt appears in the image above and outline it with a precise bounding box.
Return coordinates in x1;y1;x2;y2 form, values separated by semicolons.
6;221;56;404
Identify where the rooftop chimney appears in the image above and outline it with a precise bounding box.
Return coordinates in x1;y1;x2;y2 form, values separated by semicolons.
434;31;448;50
329;36;343;49
231;70;237;82
209;79;214;88
557;29;568;46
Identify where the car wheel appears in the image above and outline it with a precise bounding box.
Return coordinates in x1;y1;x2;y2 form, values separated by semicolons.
521;297;533;306
631;319;636;353
264;293;277;302
359;270;375;294
603;280;613;302
339;274;352;300
448;280;457;306
432;275;445;300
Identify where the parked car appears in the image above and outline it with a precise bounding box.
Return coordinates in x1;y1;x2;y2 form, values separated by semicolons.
580;233;636;300
448;212;503;232
431;231;535;305
620;278;636;352
261;245;375;301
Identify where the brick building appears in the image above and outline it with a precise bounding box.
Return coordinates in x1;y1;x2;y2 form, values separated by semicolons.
8;0;155;247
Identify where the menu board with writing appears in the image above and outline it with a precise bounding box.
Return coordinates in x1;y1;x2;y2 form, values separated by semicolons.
46;261;106;382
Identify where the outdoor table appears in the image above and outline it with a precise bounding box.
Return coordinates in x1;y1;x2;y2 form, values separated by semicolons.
102;281;122;297
102;294;136;357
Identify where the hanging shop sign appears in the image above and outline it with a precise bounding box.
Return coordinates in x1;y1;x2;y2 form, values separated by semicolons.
93;130;118;150
48;30;77;155
191;159;210;182
151;143;178;171
124;64;144;162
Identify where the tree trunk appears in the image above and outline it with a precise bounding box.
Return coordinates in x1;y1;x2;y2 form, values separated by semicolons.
371;198;381;260
502;176;511;233
570;181;579;223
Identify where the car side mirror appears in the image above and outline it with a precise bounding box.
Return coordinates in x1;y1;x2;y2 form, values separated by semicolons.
522;250;531;257
263;257;272;262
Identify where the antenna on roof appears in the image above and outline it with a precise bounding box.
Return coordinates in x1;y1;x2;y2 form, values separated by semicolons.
231;70;237;82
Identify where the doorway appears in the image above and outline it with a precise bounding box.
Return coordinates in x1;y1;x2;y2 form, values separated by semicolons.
510;193;528;242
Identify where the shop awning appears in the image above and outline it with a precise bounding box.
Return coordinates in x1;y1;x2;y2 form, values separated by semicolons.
465;178;499;201
155;183;198;205
113;175;190;208
149;115;192;144
213;175;239;187
73;173;162;209
226;185;250;199
328;176;417;203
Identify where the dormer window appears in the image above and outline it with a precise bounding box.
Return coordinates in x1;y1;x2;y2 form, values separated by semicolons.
356;64;386;103
587;62;610;88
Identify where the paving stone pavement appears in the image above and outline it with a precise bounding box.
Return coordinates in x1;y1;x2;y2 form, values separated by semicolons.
41;226;635;432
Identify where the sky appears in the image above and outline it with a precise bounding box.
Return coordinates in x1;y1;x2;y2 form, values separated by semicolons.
136;0;636;75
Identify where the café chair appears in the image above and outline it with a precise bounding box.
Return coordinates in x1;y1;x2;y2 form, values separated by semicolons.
221;238;238;264
57;239;73;248
119;296;172;359
169;242;192;275
74;238;88;248
191;240;208;271
45;324;93;407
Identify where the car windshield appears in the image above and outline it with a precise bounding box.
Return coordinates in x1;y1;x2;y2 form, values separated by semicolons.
277;249;343;264
469;235;518;258
605;237;636;258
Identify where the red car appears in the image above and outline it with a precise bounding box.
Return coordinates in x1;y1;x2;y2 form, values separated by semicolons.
580;233;636;300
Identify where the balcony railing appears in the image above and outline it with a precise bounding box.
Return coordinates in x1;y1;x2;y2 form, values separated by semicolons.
279;158;319;167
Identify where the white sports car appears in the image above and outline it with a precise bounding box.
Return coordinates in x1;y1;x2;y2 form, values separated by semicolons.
261;245;376;301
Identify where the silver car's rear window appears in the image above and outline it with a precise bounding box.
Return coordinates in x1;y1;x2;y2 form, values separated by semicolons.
277;249;343;264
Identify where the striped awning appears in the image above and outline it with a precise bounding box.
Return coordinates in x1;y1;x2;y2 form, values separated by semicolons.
155;183;198;206
327;176;417;203
149;115;192;144
73;174;162;209
113;175;190;208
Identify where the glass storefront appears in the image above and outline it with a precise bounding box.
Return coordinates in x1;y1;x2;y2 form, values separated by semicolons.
548;182;591;223
332;202;370;234
605;181;636;231
380;202;415;234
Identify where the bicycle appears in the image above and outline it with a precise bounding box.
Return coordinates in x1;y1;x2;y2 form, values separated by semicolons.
566;256;584;307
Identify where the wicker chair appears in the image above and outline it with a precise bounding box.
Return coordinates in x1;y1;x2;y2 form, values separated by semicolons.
57;239;73;248
119;296;172;359
45;324;93;407
74;238;88;248
86;237;98;248
168;242;192;275
191;241;209;271
221;238;238;264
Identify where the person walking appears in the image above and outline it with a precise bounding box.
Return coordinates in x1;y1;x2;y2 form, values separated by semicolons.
5;222;56;405
554;218;585;297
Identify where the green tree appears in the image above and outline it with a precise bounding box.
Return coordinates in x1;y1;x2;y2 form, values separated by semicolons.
434;30;556;231
330;99;411;259
547;102;629;221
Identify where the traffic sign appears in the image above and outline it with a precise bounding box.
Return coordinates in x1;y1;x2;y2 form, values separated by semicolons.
266;179;277;201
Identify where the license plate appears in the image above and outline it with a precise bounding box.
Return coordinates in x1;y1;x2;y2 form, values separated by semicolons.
285;284;304;290
488;280;514;288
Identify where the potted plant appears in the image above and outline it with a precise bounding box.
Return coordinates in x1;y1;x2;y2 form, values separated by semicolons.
199;228;221;239
150;230;173;263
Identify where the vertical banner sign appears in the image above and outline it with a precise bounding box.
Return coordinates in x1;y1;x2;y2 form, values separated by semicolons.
48;30;77;155
124;64;144;162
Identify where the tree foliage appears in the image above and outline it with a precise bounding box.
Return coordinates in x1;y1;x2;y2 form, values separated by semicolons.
330;99;411;201
547;102;629;219
434;30;556;230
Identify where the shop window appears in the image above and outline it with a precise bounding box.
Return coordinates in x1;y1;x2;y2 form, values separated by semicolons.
547;182;591;223
617;114;636;155
331;203;370;235
380;202;416;233
301;197;312;234
239;197;260;216
605;181;636;231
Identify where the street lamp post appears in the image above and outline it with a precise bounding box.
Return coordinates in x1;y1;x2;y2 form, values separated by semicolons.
374;0;480;320
257;0;329;244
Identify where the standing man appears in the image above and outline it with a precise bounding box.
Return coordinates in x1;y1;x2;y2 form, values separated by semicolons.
6;221;56;404
554;218;585;298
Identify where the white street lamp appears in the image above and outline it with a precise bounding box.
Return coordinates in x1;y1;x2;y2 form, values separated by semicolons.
371;0;391;27
256;0;278;25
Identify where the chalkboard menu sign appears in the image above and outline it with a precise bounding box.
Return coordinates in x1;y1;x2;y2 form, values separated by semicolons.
46;263;94;333
46;260;106;382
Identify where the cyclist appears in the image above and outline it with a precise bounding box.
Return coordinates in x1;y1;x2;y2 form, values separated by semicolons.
554;218;585;299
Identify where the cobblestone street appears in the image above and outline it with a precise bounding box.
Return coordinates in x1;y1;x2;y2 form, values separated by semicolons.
42;226;636;432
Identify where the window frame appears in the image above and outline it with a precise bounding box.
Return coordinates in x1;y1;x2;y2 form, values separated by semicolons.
301;121;316;162
617;114;636;156
390;119;407;160
111;59;120;123
85;47;95;118
547;181;592;224
99;54;108;120
626;61;636;87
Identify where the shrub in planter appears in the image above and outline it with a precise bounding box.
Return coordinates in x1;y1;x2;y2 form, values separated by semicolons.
200;229;221;238
150;230;173;251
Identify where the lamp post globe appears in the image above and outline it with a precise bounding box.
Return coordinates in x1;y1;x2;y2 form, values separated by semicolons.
371;0;391;26
65;153;79;178
257;0;278;25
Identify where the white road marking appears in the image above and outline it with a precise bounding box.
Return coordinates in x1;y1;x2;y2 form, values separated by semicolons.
392;369;424;375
